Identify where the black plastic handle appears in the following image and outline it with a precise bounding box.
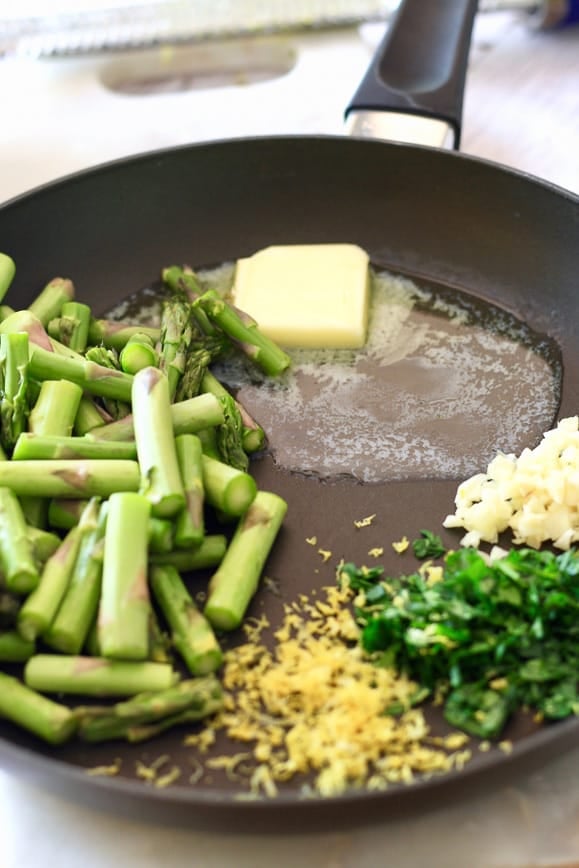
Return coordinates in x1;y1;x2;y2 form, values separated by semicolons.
345;0;479;149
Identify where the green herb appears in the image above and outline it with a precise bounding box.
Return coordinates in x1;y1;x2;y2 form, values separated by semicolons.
411;529;446;560
342;547;579;739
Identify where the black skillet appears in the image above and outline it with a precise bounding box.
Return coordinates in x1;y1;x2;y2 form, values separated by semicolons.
0;0;578;834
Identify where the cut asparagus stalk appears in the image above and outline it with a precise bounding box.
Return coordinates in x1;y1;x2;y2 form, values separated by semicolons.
27;526;61;563
28;379;83;436
0;309;54;352
73;395;112;436
0;459;140;498
147;608;172;663
98;491;151;661
44;501;107;654
0;486;39;593
76;675;222;742
47;496;174;554
119;332;159;374
28;344;133;402
0;671;76;744
13;433;137;461
174;433;204;548
24;655;178;696
132;367;185;518
148;517;174;554
159;294;195;400
0;630;35;662
151;565;222;675
201;453;257;517
0;252;15;301
0;591;22;629
204;490;287;631
197;426;221;461
49;301;91;352
201;370;248;471
0;331;29;452
87;319;160;351
18;499;100;642
194;289;291;376
86;392;224;442
149;534;227;572
28;277;75;326
162;265;219;336
22;377;83;529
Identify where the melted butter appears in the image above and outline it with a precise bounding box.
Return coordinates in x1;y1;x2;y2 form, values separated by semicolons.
109;265;562;484
211;270;562;483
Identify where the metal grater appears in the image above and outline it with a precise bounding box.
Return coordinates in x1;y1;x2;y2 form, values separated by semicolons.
0;0;537;59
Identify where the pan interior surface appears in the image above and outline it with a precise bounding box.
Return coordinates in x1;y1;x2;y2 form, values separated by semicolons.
0;136;578;826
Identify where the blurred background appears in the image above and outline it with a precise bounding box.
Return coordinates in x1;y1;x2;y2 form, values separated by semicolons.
0;0;577;204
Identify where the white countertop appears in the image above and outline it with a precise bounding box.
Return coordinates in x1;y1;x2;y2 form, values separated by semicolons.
1;9;579;868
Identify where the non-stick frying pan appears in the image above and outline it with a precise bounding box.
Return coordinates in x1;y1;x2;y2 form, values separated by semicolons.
0;0;577;833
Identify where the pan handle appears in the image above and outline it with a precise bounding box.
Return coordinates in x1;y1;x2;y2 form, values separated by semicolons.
344;0;478;150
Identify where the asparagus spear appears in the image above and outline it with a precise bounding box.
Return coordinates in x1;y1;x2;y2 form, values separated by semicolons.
197;426;221;460
201;370;248;471
149;534;227;572
13;433;137;461
201;453;257;517
76;676;222;742
73;395;112;436
48;301;91;352
132;367;185;518
44;501;107;654
47;496;173;554
18;499;100;642
27;526;61;563
0;309;54;352
28;379;83;436
162;265;218;336
0;331;29;452
24;655;178;696
0;486;39;593
0;630;35;662
119;332;159;374
28;277;75;326
0;591;22;629
86;392;224;443
159;293;195;400
204;490;287;631
0;671;76;744
28;344;133;402
98;492;151;661
174;347;212;401
0;459;140;498
151;565;222;675
84;345;131;420
0;252;15;301
194;289;291;376
21;377;83;528
147;608;173;663
174;433;204;548
87;319;160;351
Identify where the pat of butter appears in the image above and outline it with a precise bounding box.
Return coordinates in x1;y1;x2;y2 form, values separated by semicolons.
231;243;370;349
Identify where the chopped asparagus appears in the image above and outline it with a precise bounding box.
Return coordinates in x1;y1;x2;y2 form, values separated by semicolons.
201;453;257;517
98;492;151;661
0;459;140;498
28;277;75;326
204;491;287;630
13;432;137;461
0;671;77;744
174;433;204;548
0;486;39;593
24;655;178;696
151;565;222;675
132;367;185;518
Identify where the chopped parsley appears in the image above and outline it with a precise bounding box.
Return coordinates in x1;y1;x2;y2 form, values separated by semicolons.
340;546;579;739
411;529;446;560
